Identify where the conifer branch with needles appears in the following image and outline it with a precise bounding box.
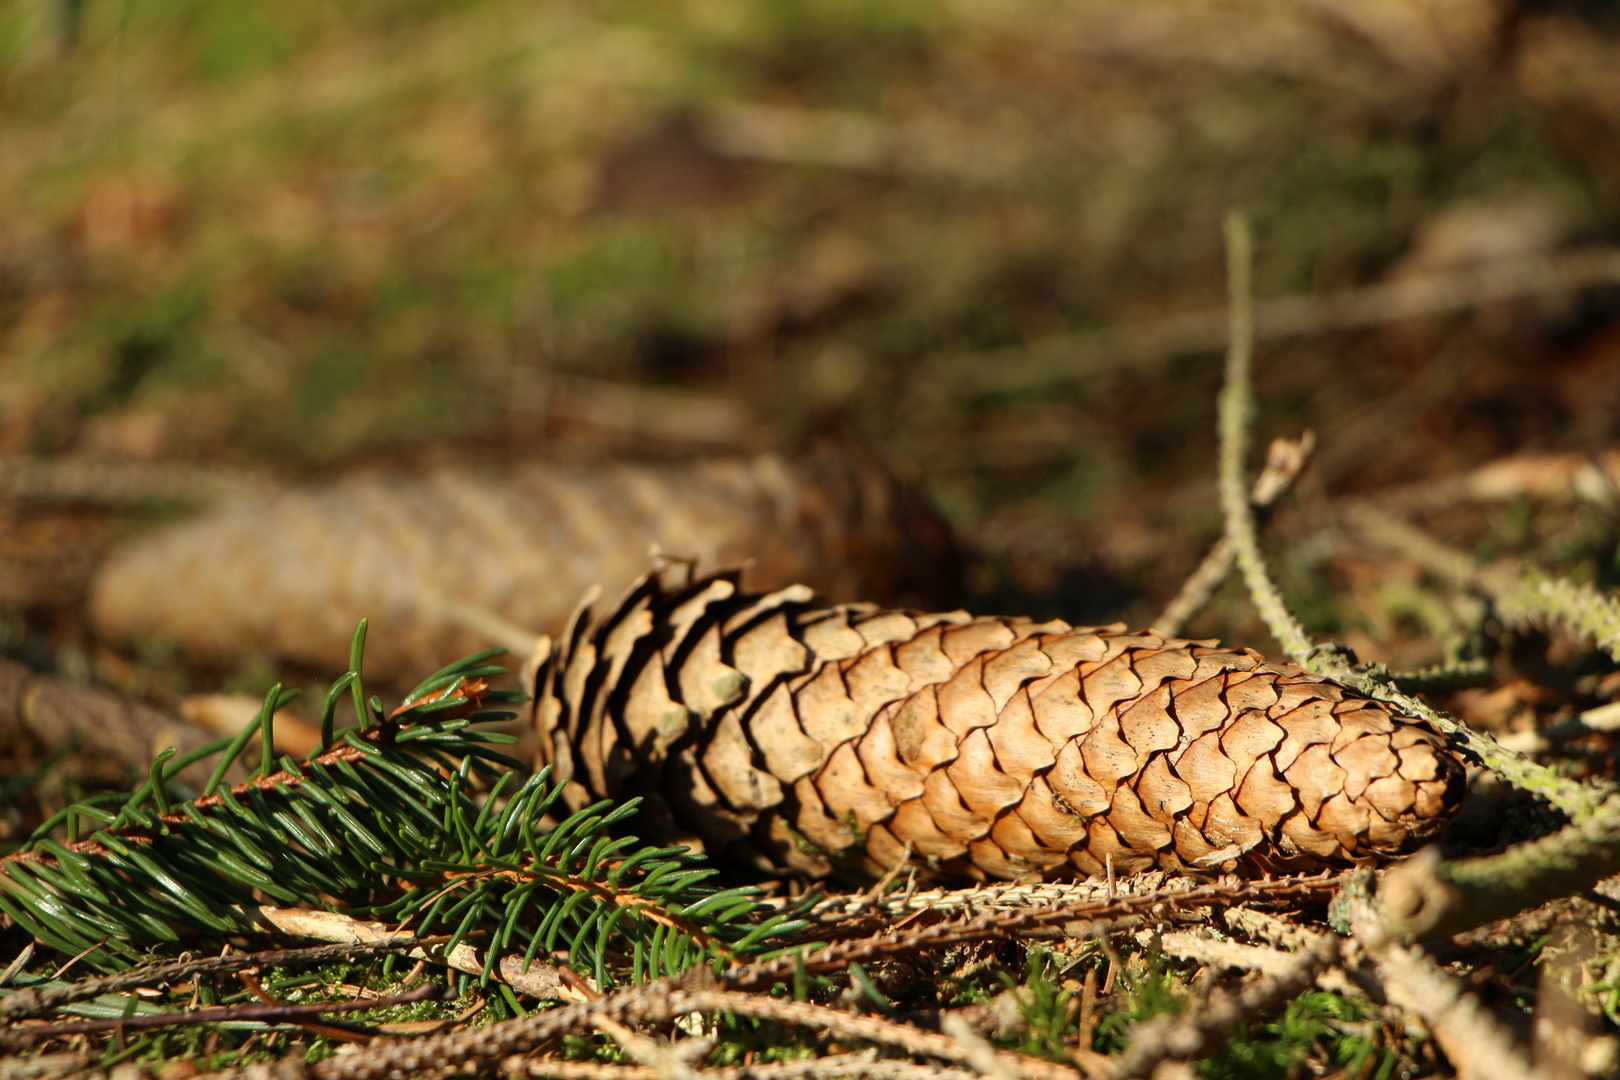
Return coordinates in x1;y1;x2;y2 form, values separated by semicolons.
0;628;804;993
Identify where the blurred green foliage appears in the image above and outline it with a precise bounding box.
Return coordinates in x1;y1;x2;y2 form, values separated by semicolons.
3;0;1619;641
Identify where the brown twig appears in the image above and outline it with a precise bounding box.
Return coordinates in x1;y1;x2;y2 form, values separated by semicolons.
729;875;1340;991
503;1053;981;1080
940;1012;1024;1080
684;993;1073;1080
1156;931;1300;976
791;872;1192;924
592;1014;702;1080
0;936;429;1021
0;981;444;1049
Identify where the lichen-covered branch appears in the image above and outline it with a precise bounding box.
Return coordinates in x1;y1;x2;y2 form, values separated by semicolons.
1217;212;1316;665
1345;502;1620;663
1374;796;1620;942
1312;655;1608;821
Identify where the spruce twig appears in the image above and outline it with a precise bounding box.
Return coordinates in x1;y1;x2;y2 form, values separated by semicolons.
1346;501;1620;663
503;1054;982;1080
0;637;802;989
0;938;428;1021
0;981;445;1049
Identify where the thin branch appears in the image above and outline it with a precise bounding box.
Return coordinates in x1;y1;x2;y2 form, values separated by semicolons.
1309;643;1609;822
941;1013;1024;1080
504;1053;981;1080
0;937;428;1021
1104;932;1340;1080
683;993;1073;1080
0;981;443;1049
1154;432;1314;637
1216;212;1315;663
1375;797;1620;941
592;1014;702;1080
1386;658;1494;695
1345;501;1620;663
791;871;1197;924
1157;931;1300;976
728;875;1339;992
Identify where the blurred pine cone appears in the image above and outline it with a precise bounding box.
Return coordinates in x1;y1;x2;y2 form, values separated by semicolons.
89;449;958;679
532;563;1465;882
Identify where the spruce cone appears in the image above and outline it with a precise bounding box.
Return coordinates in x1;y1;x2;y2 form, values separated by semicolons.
531;564;1466;882
89;449;957;679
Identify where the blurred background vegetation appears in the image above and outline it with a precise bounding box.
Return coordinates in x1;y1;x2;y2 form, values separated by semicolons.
5;0;1620;684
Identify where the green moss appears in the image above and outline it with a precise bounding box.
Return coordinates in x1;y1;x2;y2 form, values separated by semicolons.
1201;992;1379;1080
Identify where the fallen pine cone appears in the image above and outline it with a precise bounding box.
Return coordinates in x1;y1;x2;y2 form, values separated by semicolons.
531;563;1466;882
88;448;957;679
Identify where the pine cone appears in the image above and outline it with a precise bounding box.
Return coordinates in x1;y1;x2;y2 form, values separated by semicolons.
531;564;1466;882
88;448;957;680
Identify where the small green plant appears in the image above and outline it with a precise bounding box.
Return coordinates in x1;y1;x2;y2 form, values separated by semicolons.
1201;991;1381;1080
997;948;1079;1062
1093;953;1185;1055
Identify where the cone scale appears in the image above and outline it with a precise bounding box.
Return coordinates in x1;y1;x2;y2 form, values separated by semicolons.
529;565;1465;882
